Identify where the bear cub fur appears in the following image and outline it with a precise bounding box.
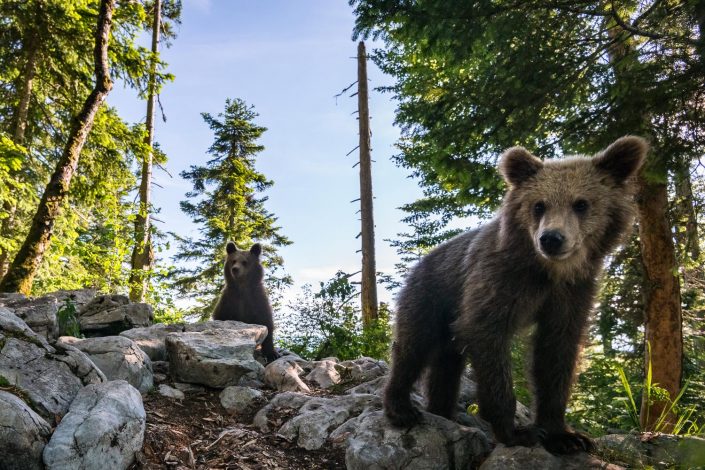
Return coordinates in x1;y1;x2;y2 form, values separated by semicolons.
213;242;280;363
384;136;647;455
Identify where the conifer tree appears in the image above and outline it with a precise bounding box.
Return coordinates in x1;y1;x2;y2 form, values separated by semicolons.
172;98;291;316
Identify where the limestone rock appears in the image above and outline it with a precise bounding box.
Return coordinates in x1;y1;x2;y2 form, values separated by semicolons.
0;309;105;422
42;380;146;470
331;410;491;470
305;359;341;389
0;294;59;339
47;289;97;309
120;323;185;361
166;326;266;388
254;392;381;450
219;386;264;413
0;390;52;470
264;357;310;393
158;384;185;400
596;433;705;468
479;444;622;470
79;295;153;336
58;336;153;393
338;357;389;383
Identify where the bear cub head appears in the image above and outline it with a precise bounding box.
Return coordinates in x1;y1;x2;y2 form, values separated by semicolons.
499;136;648;277
224;241;264;285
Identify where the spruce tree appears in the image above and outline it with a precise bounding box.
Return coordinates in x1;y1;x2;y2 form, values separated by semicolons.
172;98;291;316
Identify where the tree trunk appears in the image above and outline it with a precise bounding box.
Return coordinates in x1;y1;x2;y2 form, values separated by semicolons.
605;17;683;431
129;0;161;302
0;26;41;278
673;160;700;264
636;176;683;431
357;41;378;329
0;0;115;294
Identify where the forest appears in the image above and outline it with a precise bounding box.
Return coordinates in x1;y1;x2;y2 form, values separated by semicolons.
0;0;704;466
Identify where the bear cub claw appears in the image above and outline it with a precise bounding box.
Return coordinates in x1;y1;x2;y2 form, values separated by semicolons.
541;430;595;454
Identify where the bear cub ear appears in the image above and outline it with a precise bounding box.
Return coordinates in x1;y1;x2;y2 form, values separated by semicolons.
226;241;237;254
250;243;262;257
499;146;544;187
593;136;648;184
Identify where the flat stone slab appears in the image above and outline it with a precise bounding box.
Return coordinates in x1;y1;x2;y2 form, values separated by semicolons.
166;326;267;388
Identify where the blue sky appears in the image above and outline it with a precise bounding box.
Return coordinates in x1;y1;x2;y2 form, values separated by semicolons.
108;0;426;304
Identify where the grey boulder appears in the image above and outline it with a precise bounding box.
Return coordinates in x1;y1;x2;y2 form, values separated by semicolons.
79;295;153;336
0;390;52;470
0;294;59;339
58;335;153;393
120;323;185;361
0;309;106;422
166;324;267;388
219;385;264;413
264;357;311;393
332;410;490;470
42;380;146;470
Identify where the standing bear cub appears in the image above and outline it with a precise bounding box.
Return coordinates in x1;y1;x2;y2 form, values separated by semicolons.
384;136;647;454
213;242;280;363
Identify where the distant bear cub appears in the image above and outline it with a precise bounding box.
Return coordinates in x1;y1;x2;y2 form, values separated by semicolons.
213;242;279;362
384;136;647;454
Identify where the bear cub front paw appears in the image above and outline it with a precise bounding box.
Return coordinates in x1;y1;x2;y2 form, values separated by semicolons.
541;430;595;454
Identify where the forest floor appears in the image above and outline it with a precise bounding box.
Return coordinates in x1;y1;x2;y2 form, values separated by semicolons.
129;385;346;470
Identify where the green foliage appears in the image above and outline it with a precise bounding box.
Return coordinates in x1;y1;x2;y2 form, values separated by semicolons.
56;298;81;338
171;98;291;317
278;271;392;361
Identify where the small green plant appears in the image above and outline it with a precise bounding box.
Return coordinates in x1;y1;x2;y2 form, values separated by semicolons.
617;342;701;435
57;298;81;337
278;271;392;361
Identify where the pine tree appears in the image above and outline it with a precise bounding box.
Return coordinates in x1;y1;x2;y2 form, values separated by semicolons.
172;98;291;316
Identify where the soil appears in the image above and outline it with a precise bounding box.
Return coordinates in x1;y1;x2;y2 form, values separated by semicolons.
129;384;346;470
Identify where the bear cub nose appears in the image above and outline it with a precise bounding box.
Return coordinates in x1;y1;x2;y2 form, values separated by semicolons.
539;230;565;256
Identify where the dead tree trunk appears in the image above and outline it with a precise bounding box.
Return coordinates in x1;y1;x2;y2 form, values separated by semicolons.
0;0;115;294
129;0;161;302
357;41;378;329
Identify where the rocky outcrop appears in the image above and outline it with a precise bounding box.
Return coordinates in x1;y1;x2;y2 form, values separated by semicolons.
58;335;154;393
79;294;153;336
0;308;105;422
43;380;146;470
0;294;59;339
166;323;267;388
480;444;624;470
0;390;52;470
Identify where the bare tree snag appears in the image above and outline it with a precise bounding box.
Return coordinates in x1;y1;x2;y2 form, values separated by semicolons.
357;41;378;328
129;0;161;302
0;0;115;294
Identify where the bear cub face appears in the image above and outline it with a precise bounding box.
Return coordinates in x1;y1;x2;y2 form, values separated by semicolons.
499;136;646;277
225;241;263;284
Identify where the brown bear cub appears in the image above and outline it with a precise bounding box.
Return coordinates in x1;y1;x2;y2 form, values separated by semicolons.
384;136;647;454
213;242;280;363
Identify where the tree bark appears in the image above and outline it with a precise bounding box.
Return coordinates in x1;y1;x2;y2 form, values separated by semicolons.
636;176;683;431
357;41;378;329
0;0;115;294
673;160;700;264
129;0;161;302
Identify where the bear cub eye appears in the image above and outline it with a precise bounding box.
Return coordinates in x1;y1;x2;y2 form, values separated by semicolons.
533;201;546;217
572;199;589;214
